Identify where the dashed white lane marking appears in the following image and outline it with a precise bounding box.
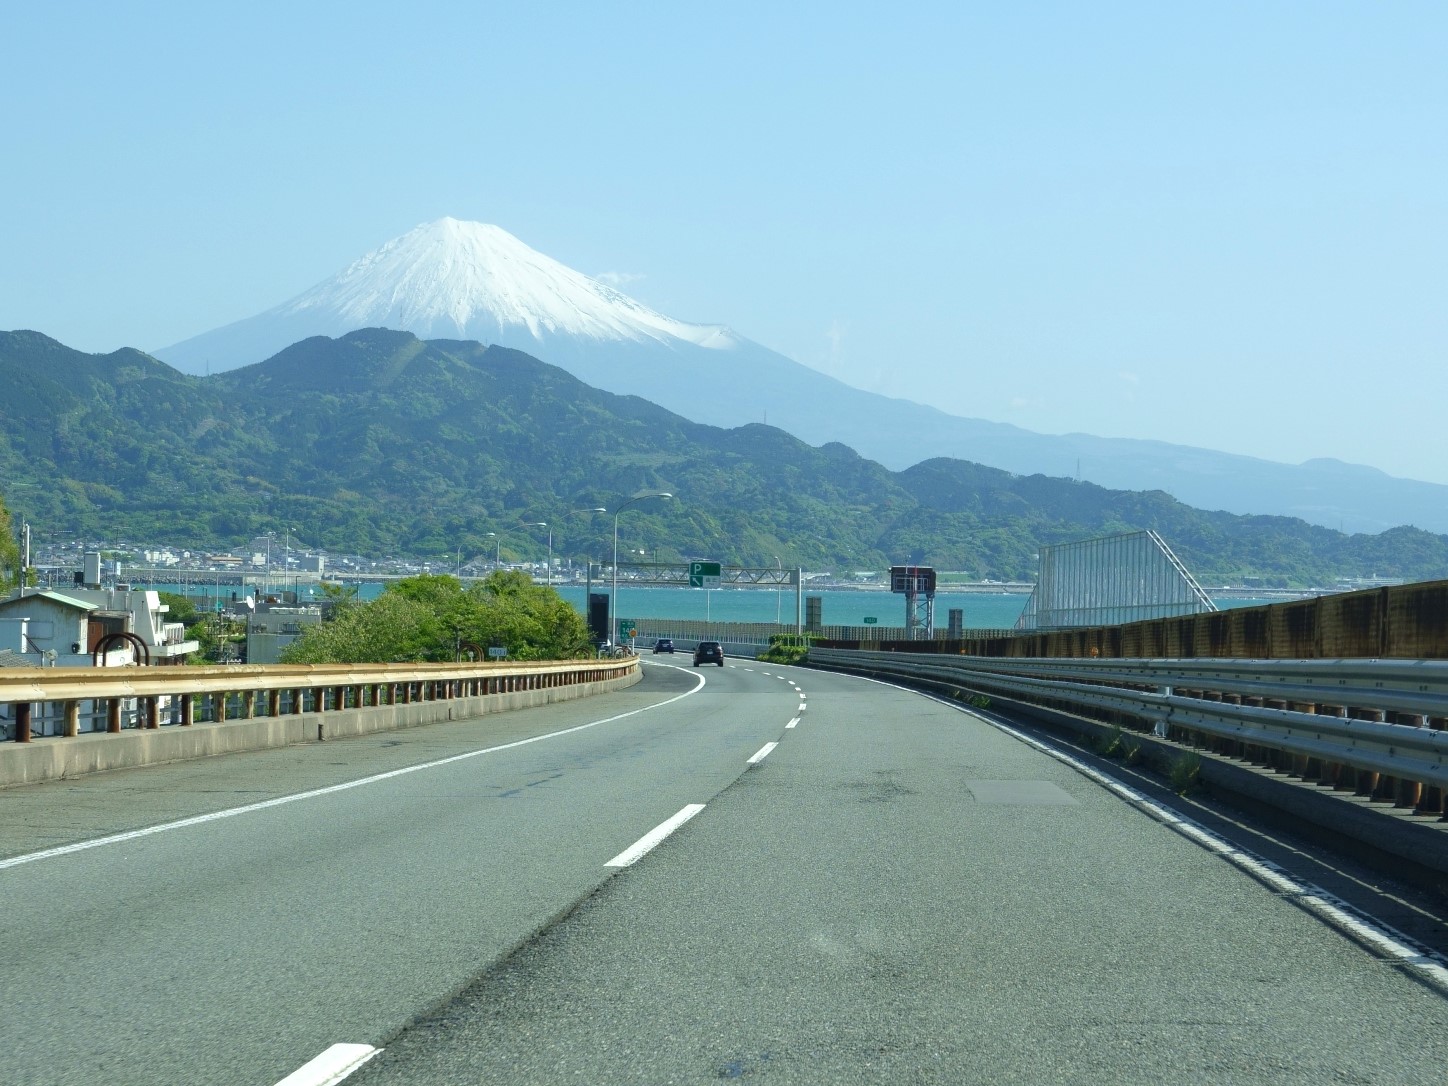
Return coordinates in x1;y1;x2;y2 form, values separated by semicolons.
786;717;801;730
747;742;779;765
2;671;710;873
605;804;706;868
843;672;1448;995
273;1043;380;1086
788;681;797;687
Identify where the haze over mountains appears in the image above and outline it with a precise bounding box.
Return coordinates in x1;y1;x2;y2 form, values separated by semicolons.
154;218;1448;537
6;327;1446;586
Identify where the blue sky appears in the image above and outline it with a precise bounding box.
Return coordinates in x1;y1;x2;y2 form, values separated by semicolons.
4;2;1445;482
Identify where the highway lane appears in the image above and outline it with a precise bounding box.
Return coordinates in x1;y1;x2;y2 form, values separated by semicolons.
0;658;804;1086
353;663;1448;1085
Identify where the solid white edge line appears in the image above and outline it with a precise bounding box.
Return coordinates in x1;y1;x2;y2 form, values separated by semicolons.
838;670;1448;995
2;669;710;873
273;1043;380;1086
786;717;800;729
604;803;706;867
747;741;778;765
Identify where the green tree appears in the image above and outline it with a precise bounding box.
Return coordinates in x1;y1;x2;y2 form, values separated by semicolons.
279;572;591;664
156;591;199;627
0;494;22;594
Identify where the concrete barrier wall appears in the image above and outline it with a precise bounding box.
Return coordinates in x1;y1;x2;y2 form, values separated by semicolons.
0;668;640;789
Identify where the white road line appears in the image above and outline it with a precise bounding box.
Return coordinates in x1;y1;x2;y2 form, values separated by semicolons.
798;701;806;711
747;741;778;765
788;681;797;686
604;804;706;867
785;717;801;729
273;1043;380;1086
1;671;710;873
845;673;1448;995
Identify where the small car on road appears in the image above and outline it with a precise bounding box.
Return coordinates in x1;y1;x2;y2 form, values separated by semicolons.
653;638;674;654
693;640;724;666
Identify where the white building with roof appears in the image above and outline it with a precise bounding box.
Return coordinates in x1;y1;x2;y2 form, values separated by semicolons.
0;587;199;667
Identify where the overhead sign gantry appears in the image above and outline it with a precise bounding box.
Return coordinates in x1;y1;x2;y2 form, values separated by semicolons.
890;565;937;638
608;562;804;632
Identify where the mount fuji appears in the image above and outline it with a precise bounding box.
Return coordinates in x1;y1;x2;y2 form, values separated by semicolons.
155;218;1448;535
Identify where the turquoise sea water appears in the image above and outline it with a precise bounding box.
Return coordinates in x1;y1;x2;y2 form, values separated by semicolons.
554;585;1032;629
151;577;1282;630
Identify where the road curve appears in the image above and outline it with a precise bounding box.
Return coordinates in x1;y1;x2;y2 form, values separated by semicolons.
3;659;1446;1085
0;659;799;1086
352;662;1448;1086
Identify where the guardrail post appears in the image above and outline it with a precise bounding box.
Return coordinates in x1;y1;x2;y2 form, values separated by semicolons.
63;699;79;738
332;685;344;711
106;699;121;733
180;695;194;726
1417;785;1445;819
143;696;159;729
14;702;31;743
243;691;256;718
215;693;228;724
1394;778;1422;809
268;690;280;716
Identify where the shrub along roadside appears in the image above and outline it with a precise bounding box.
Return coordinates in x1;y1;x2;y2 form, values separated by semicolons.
279;571;592;663
757;633;814;665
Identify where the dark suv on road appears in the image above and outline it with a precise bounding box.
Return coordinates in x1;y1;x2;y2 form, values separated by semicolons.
693;640;724;666
653;638;674;654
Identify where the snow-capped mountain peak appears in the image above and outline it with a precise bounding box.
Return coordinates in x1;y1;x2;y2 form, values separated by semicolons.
272;217;736;349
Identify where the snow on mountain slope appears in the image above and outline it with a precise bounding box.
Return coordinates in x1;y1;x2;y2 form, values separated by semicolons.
151;218;1448;535
157;219;735;371
279;218;737;347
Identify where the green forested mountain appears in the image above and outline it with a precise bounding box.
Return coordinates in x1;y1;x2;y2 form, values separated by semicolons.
2;327;1446;587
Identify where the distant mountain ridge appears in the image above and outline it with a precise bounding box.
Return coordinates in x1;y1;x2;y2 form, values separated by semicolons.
151;219;1448;535
6;327;1448;587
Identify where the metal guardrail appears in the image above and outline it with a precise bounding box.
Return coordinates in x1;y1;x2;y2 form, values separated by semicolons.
808;649;1448;796
1;658;638;742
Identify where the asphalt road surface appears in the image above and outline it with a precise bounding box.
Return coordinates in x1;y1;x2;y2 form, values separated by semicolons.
3;659;1446;1085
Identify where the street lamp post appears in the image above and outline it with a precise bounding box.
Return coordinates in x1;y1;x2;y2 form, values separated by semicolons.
775;555;783;626
561;507;606;583
486;532;500;569
611;492;672;646
521;522;551;585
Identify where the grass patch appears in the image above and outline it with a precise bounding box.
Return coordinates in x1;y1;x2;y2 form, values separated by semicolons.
1093;725;1124;758
1168;751;1202;795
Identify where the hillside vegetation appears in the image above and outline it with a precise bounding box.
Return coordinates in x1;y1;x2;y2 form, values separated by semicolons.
2;328;1446;587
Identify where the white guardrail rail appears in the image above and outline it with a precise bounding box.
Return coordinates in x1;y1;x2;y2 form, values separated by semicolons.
1;658;639;742
808;649;1448;792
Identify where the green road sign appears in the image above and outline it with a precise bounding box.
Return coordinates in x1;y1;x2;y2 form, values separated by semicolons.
689;561;722;589
863;616;878;624
620;620;637;639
